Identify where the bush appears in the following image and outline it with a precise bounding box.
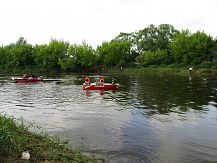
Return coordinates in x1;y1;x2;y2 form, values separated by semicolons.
0;115;18;155
198;61;217;69
212;63;217;69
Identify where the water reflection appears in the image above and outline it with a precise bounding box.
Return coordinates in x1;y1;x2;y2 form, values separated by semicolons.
84;90;118;97
116;74;217;116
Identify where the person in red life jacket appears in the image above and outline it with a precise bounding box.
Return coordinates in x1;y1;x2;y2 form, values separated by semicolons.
98;76;104;85
84;76;91;85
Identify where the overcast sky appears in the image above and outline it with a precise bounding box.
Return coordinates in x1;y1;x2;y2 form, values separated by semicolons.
0;0;217;47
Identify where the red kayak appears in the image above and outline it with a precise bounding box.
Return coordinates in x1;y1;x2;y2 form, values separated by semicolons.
11;76;43;83
83;83;119;90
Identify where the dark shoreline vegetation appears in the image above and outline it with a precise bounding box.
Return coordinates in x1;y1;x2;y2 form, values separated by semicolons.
0;24;216;74
121;67;217;77
0;114;104;163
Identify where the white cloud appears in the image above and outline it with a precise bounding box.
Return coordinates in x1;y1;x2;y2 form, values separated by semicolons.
0;0;217;47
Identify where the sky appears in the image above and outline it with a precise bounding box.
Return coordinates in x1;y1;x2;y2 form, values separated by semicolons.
0;0;217;47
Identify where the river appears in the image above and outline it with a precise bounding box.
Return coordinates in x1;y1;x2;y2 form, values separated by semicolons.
0;73;217;163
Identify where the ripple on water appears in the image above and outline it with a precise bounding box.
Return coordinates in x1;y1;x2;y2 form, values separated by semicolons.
1;75;217;163
208;101;217;106
183;137;217;162
107;149;159;163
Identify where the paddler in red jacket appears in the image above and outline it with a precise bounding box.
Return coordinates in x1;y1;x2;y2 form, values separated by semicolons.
84;76;91;85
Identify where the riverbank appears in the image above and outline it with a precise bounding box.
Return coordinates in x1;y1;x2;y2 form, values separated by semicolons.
0;114;104;163
112;67;217;77
1;66;217;78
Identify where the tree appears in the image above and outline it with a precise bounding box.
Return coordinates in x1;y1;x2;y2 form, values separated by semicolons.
169;30;215;65
0;46;6;69
2;38;35;70
48;39;69;70
97;40;131;67
34;44;50;70
136;49;171;66
114;32;139;62
135;24;177;53
16;37;27;45
68;42;97;71
34;39;69;71
169;29;191;63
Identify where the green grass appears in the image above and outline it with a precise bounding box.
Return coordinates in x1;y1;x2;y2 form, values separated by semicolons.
0;114;103;163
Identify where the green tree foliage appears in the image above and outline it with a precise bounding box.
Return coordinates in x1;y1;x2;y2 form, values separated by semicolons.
3;37;35;71
34;39;69;71
136;49;171;66
34;44;50;70
49;39;69;70
114;32;139;62
68;42;97;70
169;30;215;65
114;32;135;43
0;24;216;73
97;40;131;66
168;30;191;63
16;37;27;45
135;24;177;53
0;46;6;69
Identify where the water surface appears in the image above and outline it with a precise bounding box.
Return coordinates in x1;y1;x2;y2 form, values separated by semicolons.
0;74;217;162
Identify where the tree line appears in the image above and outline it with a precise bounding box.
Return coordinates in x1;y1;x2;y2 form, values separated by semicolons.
0;24;217;73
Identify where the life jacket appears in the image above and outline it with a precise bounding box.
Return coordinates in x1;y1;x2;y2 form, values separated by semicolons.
99;76;104;85
85;76;90;84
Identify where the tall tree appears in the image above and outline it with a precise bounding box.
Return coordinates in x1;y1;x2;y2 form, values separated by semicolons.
3;37;35;70
68;42;97;70
135;24;177;53
97;40;131;66
114;32;139;62
169;30;215;65
34;39;69;71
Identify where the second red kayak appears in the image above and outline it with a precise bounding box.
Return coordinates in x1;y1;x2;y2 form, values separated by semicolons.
11;76;43;83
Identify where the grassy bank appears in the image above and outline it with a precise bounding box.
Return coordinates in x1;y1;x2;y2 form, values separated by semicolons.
0;114;104;163
117;67;217;77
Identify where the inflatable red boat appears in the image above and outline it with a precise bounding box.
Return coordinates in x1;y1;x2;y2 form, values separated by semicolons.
83;83;119;90
83;76;118;90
